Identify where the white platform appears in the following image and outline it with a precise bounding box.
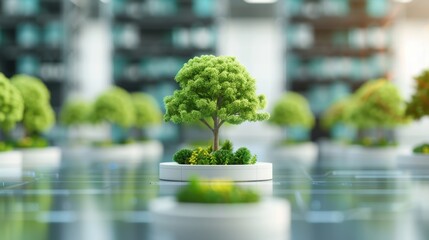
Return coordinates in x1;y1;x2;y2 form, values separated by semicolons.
136;140;163;160
20;147;62;169
345;145;400;169
150;197;289;240
91;144;141;162
397;153;429;168
159;162;273;181
0;151;23;179
268;142;318;168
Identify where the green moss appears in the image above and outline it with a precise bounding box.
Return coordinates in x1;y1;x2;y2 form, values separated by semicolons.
176;177;260;204
15;136;49;149
353;138;397;148
0;142;13;152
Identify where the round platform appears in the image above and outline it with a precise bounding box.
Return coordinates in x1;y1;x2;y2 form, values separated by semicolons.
345;145;399;169
20;147;62;169
397;153;429;168
136;140;163;160
91;144;141;162
159;162;272;182
0;151;23;179
150;197;289;240
269;142;318;167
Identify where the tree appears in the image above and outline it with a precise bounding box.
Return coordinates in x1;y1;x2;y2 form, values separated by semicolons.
348;79;407;129
405;69;429;119
164;55;269;151
11;74;55;135
270;92;314;129
92;86;135;128
321;97;353;130
0;73;24;133
131;93;162;128
60;100;92;127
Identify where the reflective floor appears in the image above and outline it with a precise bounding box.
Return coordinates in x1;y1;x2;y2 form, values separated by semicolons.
1;144;429;240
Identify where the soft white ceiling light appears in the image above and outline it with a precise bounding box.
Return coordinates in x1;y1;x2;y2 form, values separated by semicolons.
244;0;278;4
394;0;413;3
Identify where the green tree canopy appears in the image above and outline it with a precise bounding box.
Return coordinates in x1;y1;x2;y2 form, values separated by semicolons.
270;92;314;129
92;86;135;128
11;74;55;134
0;73;24;131
131;93;162;128
348;79;407;129
60;100;92;127
405;69;429;119
164;55;269;150
321;97;353;130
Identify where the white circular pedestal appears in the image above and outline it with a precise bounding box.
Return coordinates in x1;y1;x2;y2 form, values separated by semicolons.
345;145;399;169
150;197;289;240
397;153;429;168
268;142;318;168
159;162;272;182
0;151;23;179
136;140;163;160
20;147;62;169
91;144;142;163
318;140;349;168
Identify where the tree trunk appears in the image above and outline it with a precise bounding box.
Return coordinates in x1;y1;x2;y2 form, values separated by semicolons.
213;127;219;151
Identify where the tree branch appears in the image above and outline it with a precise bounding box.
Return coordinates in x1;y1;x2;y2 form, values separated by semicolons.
219;119;227;127
200;119;214;132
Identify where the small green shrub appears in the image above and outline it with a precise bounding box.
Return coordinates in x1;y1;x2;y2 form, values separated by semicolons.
0;142;13;152
233;147;252;164
173;149;193;164
220;140;233;152
188;147;216;165
176;177;260;204
213;149;233;165
15;136;49;149
413;143;429;154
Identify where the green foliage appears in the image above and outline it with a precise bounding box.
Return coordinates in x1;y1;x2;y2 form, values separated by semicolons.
131;93;162;128
173;148;193;164
15;136;49;149
413;143;429;154
11;74;55;134
0;142;13;152
213;149;233;165
60;100;92;126
353;137;397;148
321;97;353;130
220;139;233;152
188;147;216;165
0;73;24;131
348;79;407;129
164;55;270;150
406;70;429;120
232;147;256;164
176;177;260;204
92;87;135;128
270;92;314;129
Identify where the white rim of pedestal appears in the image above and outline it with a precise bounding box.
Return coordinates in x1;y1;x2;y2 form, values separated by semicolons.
0;151;23;179
397;153;429;167
159;162;272;181
20;147;62;168
91;144;141;162
150;197;289;239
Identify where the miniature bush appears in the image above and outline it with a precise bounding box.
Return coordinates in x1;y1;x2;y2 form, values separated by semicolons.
173;148;193;164
405;70;429;119
348;79;406;129
321;97;353;130
270;92;314;128
60;100;92;127
164;55;269;151
188;147;216;165
220;139;233;152
11;74;55;136
213;149;233;165
131;93;162;128
92;87;135;128
413;143;429;154
0;73;24;132
176;177;260;204
233;147;253;164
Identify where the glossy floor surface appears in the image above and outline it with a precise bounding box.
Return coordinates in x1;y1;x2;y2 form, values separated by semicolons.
1;145;429;240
